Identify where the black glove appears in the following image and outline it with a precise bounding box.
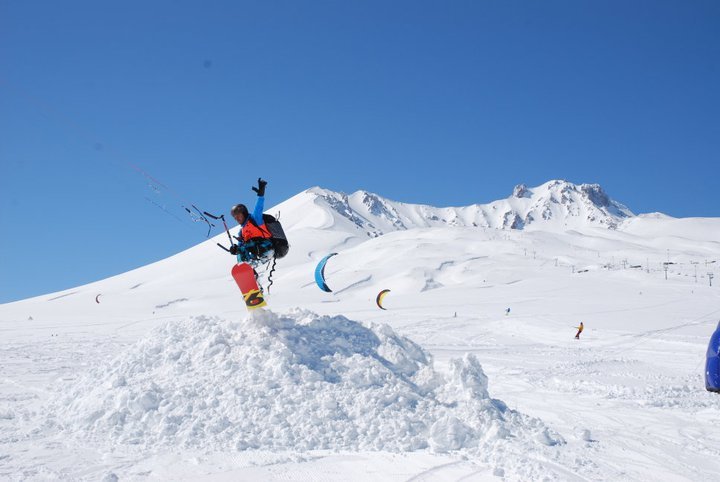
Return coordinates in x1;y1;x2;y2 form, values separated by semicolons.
229;244;239;255
252;178;267;197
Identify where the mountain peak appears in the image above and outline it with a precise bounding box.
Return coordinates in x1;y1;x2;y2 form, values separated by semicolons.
580;183;610;207
297;180;633;238
507;180;633;227
512;184;531;199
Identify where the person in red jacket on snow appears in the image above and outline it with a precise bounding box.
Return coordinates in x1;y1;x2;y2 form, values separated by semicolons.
229;178;273;263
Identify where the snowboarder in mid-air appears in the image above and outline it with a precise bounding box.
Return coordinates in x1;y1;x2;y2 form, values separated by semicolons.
225;178;290;308
226;177;273;310
229;178;274;263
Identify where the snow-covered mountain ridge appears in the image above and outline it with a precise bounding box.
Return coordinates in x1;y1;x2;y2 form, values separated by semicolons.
296;180;634;238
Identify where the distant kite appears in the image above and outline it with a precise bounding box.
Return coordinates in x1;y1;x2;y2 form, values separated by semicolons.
314;253;338;292
95;294;102;304
376;289;391;310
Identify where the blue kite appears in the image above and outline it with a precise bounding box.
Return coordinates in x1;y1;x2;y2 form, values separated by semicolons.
314;253;338;292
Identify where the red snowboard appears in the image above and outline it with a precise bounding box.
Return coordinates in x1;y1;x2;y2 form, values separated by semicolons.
231;263;267;310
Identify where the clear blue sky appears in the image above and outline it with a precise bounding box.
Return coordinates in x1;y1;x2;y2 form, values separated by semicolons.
1;0;718;303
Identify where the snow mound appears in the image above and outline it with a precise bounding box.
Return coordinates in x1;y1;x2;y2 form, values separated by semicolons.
50;310;563;454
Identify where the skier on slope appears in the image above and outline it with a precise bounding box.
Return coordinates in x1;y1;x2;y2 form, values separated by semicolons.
229;178;273;263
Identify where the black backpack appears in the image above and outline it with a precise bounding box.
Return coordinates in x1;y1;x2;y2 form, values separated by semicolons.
258;214;289;259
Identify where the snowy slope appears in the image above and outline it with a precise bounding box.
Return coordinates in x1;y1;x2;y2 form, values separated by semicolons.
1;180;720;481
